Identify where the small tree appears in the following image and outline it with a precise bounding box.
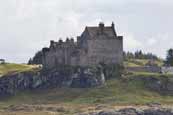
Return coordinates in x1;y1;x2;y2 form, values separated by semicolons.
135;50;143;59
28;58;33;65
28;51;43;65
165;48;173;66
0;59;5;64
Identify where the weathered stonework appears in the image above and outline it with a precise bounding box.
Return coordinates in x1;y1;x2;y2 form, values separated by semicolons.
42;22;123;69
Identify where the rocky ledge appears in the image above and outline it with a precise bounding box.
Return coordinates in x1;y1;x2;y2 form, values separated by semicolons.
3;104;173;115
79;107;173;115
0;66;105;95
130;74;173;95
1;105;173;115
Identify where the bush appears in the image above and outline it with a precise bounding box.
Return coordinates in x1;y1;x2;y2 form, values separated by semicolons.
101;64;124;80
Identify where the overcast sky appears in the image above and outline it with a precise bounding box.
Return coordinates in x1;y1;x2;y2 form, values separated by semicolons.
0;0;173;63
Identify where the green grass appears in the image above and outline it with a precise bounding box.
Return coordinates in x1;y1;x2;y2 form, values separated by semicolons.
0;63;40;76
124;59;164;67
124;61;140;67
129;71;173;79
72;78;173;105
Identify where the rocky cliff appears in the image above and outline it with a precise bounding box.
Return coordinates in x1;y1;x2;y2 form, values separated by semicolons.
145;76;173;95
0;66;105;95
130;74;173;95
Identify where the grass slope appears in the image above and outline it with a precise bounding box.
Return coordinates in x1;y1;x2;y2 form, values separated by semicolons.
0;63;39;76
0;63;172;114
124;59;164;67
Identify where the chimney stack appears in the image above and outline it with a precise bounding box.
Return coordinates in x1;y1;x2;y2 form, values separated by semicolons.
111;22;115;28
99;22;104;33
111;21;117;36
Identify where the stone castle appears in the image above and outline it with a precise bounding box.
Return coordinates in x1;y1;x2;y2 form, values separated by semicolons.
42;22;123;69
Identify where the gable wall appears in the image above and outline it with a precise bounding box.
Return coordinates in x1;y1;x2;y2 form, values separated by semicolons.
86;37;123;65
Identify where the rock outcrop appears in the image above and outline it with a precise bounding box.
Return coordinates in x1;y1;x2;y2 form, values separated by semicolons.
2;104;173;115
79;107;173;115
142;75;173;95
127;74;173;95
0;66;105;95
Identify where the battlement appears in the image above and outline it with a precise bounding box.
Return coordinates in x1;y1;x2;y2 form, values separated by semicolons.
49;38;77;50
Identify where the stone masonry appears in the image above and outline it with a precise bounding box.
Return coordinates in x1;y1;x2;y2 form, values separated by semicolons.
42;22;123;69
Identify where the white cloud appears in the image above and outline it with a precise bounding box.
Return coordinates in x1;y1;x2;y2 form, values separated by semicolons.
124;34;142;52
140;33;173;59
0;0;173;63
147;38;157;46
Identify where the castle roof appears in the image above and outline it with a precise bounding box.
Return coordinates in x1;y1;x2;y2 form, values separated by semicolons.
85;23;117;39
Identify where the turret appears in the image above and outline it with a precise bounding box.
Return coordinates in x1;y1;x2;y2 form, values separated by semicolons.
66;37;70;43
58;39;63;44
70;38;74;43
111;22;114;28
50;40;54;47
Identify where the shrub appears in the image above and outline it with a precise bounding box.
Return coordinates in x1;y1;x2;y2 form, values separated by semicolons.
101;64;124;80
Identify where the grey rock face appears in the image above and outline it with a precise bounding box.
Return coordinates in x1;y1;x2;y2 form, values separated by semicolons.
97;108;143;115
143;108;173;115
98;111;121;115
145;77;163;92
0;66;105;95
71;68;105;88
118;108;142;115
84;108;173;115
142;76;173;95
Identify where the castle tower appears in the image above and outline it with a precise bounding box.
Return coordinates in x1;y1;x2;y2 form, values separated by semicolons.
41;22;123;68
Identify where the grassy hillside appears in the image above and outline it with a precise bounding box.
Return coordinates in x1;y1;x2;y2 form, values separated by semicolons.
0;73;173;114
1;77;172;106
0;59;163;76
0;62;171;107
0;63;40;76
0;62;172;115
124;59;164;67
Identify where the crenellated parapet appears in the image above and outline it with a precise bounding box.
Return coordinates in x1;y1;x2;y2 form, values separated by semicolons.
49;37;77;50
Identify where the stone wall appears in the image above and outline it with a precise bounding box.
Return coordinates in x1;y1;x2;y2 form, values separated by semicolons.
42;37;123;68
42;40;79;69
86;38;123;65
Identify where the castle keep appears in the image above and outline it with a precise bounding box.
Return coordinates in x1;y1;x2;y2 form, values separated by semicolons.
42;22;123;69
